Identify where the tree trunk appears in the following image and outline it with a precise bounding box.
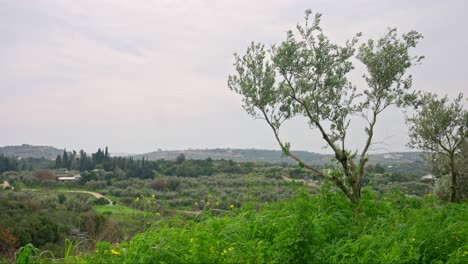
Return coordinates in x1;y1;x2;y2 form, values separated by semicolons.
350;191;360;205
353;184;362;204
449;154;458;202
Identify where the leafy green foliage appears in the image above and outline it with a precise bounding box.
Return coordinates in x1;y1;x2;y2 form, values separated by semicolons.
228;9;423;203
433;141;468;201
0;148;453;263
94;197;110;206
407;93;467;201
0;190;120;261
20;191;468;263
0;155;51;173
408;94;466;153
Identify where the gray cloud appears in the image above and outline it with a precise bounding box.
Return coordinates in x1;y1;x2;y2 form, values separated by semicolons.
0;0;467;154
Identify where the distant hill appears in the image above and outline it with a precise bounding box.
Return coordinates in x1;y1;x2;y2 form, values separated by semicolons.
133;148;333;166
134;148;423;166
0;144;63;160
0;144;423;166
368;152;424;165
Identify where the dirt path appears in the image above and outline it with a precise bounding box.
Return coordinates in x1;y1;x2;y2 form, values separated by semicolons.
5;181;115;206
61;190;113;205
1;180;11;189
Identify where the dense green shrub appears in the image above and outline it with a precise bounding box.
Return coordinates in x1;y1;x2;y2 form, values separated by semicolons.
94;197;110;206
18;190;465;263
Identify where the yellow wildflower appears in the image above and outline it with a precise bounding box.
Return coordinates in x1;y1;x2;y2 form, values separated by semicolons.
229;247;234;251
111;249;120;256
230;204;235;209
151;194;155;198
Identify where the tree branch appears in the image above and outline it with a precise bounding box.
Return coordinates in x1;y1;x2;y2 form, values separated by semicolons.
260;110;324;174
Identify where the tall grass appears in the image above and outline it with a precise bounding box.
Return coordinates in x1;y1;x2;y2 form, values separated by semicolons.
14;189;468;263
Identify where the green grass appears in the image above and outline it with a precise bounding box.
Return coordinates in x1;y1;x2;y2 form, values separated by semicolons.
94;205;143;216
14;189;468;264
93;205;152;238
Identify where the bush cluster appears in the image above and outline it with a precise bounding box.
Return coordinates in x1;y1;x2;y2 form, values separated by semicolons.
17;190;468;263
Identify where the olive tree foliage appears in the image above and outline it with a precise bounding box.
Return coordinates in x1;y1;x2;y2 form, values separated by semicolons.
228;10;423;204
407;94;468;202
433;143;468;201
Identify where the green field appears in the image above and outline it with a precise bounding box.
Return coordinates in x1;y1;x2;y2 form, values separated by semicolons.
16;190;468;263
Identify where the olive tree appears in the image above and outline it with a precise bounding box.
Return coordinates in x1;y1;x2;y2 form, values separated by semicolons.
228;10;423;204
407;94;467;202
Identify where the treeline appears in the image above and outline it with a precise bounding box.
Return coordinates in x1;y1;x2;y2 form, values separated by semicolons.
0;155;51;173
55;147;111;171
54;147;273;180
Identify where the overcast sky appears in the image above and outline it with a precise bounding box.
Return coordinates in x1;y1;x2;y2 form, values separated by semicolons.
1;0;467;154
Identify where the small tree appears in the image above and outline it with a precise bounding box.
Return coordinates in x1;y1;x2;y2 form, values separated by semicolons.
175;153;186;164
32;169;56;181
407;94;467;202
228;10;423;204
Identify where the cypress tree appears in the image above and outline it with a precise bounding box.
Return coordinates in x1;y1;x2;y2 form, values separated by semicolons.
62;150;68;169
55;154;62;168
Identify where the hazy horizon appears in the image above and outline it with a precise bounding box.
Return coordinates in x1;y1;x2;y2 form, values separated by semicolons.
0;143;423;156
1;0;467;154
